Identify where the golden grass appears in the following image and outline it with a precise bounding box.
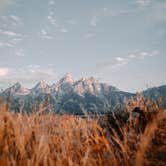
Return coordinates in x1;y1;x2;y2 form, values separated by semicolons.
0;95;165;166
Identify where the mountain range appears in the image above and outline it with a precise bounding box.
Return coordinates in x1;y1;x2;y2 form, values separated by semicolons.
1;74;166;114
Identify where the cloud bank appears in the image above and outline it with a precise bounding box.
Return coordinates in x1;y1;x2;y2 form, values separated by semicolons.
97;51;159;69
0;65;57;88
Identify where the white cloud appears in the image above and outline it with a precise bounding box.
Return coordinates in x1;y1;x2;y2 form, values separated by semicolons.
9;15;23;26
59;28;68;33
41;29;47;36
38;29;53;39
0;15;23;28
47;15;57;26
0;30;17;36
111;57;129;69
0;68;9;76
128;54;136;59
0;65;57;88
0;15;25;48
10;38;23;45
0;41;14;47
10;15;20;22
0;29;24;48
46;1;69;36
133;50;159;59
0;29;24;38
0;37;23;48
115;57;125;62
47;12;68;34
97;50;160;69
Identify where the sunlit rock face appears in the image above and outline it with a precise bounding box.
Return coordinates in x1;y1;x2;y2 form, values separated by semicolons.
73;77;102;95
59;73;74;84
31;80;50;94
51;74;74;93
3;82;30;96
1;74;165;114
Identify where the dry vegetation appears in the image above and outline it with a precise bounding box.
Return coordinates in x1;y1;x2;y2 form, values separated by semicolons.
0;95;165;166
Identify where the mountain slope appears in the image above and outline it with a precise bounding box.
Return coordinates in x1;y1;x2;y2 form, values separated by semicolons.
143;85;166;108
3;82;30;96
1;75;165;114
31;80;50;94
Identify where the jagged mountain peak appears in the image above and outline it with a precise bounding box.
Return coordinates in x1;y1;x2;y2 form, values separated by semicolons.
12;82;22;89
3;82;30;95
51;74;74;92
76;76;99;85
73;77;102;95
59;73;74;84
31;80;50;94
1;77;166;114
35;80;47;89
84;77;99;84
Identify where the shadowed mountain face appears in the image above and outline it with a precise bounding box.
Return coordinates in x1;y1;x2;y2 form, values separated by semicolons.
143;85;166;108
1;74;166;114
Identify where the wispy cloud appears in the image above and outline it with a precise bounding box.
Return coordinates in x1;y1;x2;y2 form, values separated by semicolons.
97;51;159;69
47;1;57;27
0;29;25;48
0;14;26;49
0;29;28;38
0;29;17;36
59;28;68;33
45;1;69;36
47;14;57;26
0;41;14;48
10;38;23;45
38;29;53;39
9;15;23;26
0;15;23;28
0;65;57;88
47;8;68;34
0;37;23;48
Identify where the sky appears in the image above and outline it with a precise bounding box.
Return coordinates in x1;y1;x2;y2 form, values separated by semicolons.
0;0;166;92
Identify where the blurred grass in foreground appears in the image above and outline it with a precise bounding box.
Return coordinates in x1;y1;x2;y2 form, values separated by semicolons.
0;95;165;166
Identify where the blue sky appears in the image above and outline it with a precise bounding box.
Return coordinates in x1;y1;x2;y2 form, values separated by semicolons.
0;0;166;92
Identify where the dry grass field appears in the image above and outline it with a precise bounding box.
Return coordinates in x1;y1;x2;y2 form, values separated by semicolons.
0;95;165;166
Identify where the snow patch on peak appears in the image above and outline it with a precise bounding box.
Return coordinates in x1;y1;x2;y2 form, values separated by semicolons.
38;80;47;89
32;80;50;94
4;82;30;95
59;73;74;84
